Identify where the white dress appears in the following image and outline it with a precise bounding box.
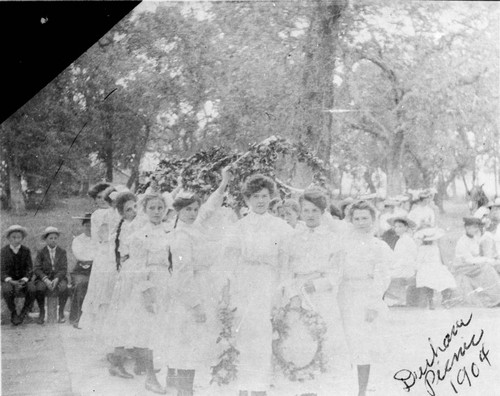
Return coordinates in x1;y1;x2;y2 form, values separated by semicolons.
80;207;120;337
337;230;392;365
104;221;172;350
223;211;292;391
283;225;346;372
453;234;500;307
166;191;231;385
415;243;456;291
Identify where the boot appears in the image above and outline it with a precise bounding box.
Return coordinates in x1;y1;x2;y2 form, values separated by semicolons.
11;311;21;326
165;368;178;393
37;308;45;325
177;369;195;396
143;349;166;395
108;350;134;379
134;347;160;375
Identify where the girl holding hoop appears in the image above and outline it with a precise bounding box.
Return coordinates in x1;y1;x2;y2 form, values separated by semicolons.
280;189;346;390
223;174;292;395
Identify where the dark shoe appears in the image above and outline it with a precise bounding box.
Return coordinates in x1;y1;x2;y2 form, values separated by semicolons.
145;376;167;394
58;316;66;324
36;315;45;325
109;365;134;379
11;312;21;326
165;368;178;392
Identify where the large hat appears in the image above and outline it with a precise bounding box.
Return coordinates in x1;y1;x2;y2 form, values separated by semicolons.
473;206;490;219
72;213;92;221
463;217;483;227
41;226;61;239
387;216;417;229
383;198;399;207
414;227;445;241
419;189;433;199
487;198;500;208
5;225;28;239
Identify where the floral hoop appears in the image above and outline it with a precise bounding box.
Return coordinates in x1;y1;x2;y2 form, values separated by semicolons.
271;304;328;381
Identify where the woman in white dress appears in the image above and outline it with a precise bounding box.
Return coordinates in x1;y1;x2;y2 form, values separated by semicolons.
223;174;292;395
104;193;171;394
166;167;231;395
80;184;120;338
283;189;345;392
383;216;418;307
414;227;456;309
337;200;393;396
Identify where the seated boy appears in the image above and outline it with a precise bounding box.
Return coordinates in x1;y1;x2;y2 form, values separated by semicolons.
34;227;69;324
1;225;36;325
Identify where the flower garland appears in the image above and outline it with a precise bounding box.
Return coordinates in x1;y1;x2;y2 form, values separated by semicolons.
271;304;328;382
210;306;240;386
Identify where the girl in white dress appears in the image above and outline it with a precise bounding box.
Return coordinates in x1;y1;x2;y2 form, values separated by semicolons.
166;167;232;395
337;200;393;396
105;193;170;394
414;227;456;309
283;189;345;393
80;183;119;339
383;217;418;307
223;174;292;395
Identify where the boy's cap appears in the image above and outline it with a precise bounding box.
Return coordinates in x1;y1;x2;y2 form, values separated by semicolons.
5;225;28;239
41;226;61;239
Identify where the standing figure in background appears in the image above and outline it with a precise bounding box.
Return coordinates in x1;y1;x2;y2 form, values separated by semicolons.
337;200;392;396
414;228;456;309
488;199;500;255
79;184;120;338
383;217;418;307
282;198;304;230
69;213;94;328
454;217;500;307
223;174;292;396
408;190;436;230
1;225;36;326
34;227;69;325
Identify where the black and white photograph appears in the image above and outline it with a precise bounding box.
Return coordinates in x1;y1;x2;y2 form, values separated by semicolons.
1;1;499;395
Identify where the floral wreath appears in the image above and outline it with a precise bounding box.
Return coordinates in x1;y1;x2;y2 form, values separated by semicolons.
271;304;328;382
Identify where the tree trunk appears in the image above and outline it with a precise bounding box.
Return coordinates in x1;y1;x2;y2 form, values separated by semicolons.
104;126;113;183
386;130;406;195
9;167;26;215
363;169;376;193
435;173;447;214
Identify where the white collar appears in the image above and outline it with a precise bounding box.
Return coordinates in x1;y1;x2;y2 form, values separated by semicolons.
10;245;21;254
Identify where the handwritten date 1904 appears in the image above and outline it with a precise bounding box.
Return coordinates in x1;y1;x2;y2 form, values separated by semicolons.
393;313;492;395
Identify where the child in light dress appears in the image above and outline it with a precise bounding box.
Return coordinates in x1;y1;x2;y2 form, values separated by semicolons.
414;227;457;309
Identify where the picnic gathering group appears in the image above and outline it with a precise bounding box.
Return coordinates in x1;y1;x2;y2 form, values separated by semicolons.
3;167;500;396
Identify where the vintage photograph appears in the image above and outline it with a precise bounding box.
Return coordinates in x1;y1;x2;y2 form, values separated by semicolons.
1;1;499;395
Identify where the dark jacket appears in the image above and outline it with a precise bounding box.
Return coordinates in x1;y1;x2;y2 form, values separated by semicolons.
1;245;33;282
34;246;67;281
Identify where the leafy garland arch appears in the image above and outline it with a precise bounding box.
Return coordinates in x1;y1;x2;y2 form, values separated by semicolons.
140;136;328;208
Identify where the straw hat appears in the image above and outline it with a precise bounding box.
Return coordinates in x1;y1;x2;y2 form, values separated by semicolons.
72;213;92;221
487;198;500;208
414;227;445;241
5;225;28;239
41;226;61;239
387;216;417;229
